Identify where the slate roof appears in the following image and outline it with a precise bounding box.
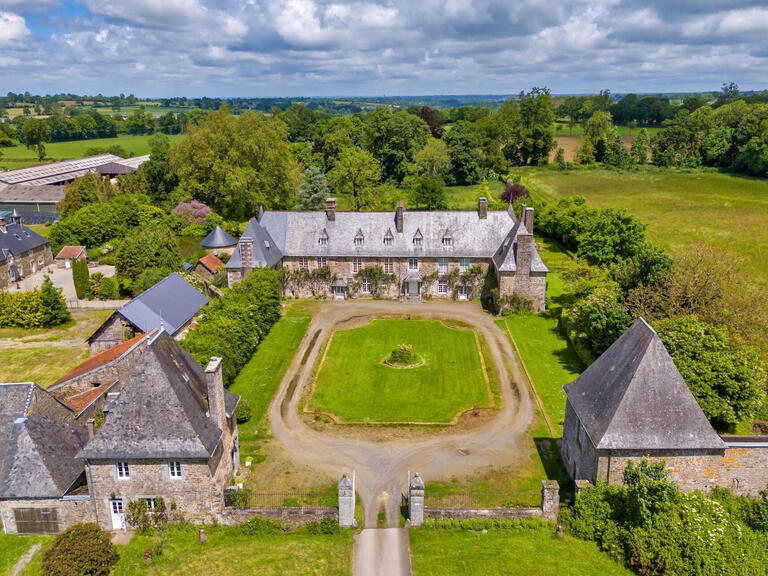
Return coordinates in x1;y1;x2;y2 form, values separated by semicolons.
0;221;49;256
0;183;65;204
564;318;725;451
64;381;120;416
78;332;228;460
200;225;236;249
226;219;283;270
0;383;86;498
491;216;548;273
55;246;86;260
92;162;135;175
112;272;208;336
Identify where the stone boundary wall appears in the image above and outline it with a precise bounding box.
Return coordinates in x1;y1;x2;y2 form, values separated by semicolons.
424;507;542;521
0;497;95;535
219;507;338;529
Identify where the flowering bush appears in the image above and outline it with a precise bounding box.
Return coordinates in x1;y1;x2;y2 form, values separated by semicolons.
172;199;212;224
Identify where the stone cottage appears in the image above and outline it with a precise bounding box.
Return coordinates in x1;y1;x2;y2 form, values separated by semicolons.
87;272;209;353
562;318;768;497
0;331;240;534
0;210;53;289
226;198;548;309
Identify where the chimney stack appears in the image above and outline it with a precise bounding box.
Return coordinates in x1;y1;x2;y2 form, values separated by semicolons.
523;206;534;234
239;237;253;279
0;217;5;234
86;418;96;440
326;198;336;222
395;201;404;233
516;233;534;275
205;357;227;431
478;197;488;220
520;202;526;222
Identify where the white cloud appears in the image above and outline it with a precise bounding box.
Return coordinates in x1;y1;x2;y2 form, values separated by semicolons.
83;0;206;29
0;11;28;46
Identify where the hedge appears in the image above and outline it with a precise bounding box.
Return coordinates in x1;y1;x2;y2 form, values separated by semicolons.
182;268;282;386
0;278;71;328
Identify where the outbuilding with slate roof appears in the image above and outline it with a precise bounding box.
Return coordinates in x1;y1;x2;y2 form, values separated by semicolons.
562;318;728;490
0;210;53;289
200;225;237;256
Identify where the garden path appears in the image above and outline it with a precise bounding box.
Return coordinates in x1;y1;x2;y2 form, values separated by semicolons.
268;301;534;528
353;528;412;576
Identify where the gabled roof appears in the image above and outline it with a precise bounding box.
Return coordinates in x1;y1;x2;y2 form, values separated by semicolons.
564;318;725;451
0;221;49;255
113;272;208;336
0;154;124;186
0;383;84;498
64;381;120;416
197;253;225;274
200;225;236;249
225;219;283;270
91;162;134;175
0;183;65;204
51;332;150;389
55;245;86;260
78;332;226;460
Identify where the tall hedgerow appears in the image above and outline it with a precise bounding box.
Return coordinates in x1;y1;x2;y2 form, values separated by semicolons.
71;258;90;300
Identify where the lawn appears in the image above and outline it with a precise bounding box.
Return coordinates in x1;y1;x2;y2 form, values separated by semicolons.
229;310;311;461
309;318;492;423
0;310;111;387
0;534;52;576
409;522;632;576
0;134;182;170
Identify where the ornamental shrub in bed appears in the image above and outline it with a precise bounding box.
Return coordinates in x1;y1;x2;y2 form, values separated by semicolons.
42;523;118;576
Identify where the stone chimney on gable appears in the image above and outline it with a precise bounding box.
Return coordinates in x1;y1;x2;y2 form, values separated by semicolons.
9;209;21;226
205;357;227;432
523;206;534;234
395;201;404;233
516;233;534;276
478;197;488;219
0;217;5;234
326;198;336;222
239;237;254;280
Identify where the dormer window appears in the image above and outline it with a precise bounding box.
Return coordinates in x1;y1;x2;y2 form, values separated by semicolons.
383;237;392;246
319;228;329;246
383;228;394;246
442;237;452;247
354;229;365;247
413;229;423;247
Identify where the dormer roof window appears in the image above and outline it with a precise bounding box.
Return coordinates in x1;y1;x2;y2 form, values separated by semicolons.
442;229;453;247
413;229;423;247
354;229;365;247
318;228;329;246
383;228;394;246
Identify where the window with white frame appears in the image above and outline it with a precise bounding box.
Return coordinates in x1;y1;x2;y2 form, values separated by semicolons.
361;279;371;293
413;237;423;247
459;257;470;273
145;498;157;512
317;257;327;268
116;461;130;480
298;257;309;270
37;257;44;265
442;236;452;247
318;237;328;246
169;461;182;478
408;258;418;270
354;237;364;246
438;258;449;274
352;257;363;273
383;237;392;246
438;279;448;294
383;257;393;274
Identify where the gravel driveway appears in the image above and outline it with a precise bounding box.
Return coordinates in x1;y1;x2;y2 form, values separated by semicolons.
268;300;534;528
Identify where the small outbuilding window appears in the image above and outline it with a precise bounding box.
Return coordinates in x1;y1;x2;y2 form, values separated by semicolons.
116;461;130;480
169;461;182;478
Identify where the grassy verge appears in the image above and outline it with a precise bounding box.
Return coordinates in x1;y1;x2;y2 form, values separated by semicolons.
114;524;353;576
0;310;111;387
309;318;491;423
0;134;182;170
0;534;52;576
229;305;312;463
409;521;632;576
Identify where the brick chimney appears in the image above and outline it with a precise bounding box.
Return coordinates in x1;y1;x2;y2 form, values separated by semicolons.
395;201;404;233
239;237;254;279
205;357;227;431
478;197;488;219
523;206;534;234
326;198;336;222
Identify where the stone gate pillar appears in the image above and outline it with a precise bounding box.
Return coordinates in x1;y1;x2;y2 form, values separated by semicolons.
541;480;560;521
409;473;425;527
338;473;355;527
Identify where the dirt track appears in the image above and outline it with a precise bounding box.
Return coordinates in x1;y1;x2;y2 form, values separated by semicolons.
268;301;533;527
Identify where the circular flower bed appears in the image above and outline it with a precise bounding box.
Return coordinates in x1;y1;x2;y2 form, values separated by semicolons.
382;344;425;368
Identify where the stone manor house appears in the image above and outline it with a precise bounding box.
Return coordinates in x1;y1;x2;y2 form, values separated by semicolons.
563;318;768;497
0;330;240;535
226;198;549;310
0;210;53;289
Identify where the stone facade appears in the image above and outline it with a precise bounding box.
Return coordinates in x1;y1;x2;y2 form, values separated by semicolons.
88;313;132;354
0;243;53;290
0;497;95;535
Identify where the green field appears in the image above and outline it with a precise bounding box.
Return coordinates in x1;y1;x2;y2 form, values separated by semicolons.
309;318;492;423
553;122;661;137
0;134;182;170
229;309;311;460
0;534;52;576
409;522;632;576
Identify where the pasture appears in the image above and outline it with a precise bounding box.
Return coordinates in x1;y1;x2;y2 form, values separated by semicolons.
0;134;181;170
309;318;493;423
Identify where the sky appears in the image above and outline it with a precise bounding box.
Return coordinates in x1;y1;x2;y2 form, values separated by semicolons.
1;0;767;98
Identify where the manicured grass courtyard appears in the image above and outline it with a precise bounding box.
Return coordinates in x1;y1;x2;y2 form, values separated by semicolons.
409;522;632;576
309;318;492;423
0;134;182;170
